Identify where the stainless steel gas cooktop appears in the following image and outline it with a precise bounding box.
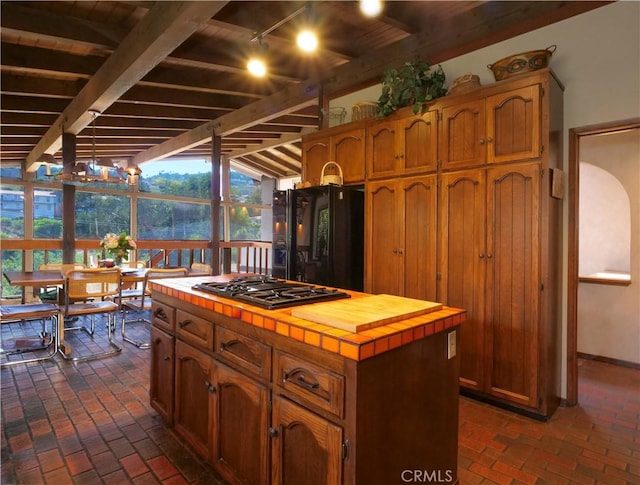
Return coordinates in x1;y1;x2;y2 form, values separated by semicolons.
192;275;350;310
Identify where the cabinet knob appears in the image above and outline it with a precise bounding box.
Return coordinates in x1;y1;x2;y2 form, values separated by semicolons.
269;427;279;438
399;152;404;159
204;380;216;393
164;356;171;362
479;138;485;145
394;153;399;159
487;253;493;259
398;249;403;255
486;136;493;143
479;253;485;259
392;249;397;254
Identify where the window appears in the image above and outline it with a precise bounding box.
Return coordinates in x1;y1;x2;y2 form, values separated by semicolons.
0;185;24;238
34;188;62;239
137;198;210;240
76;192;131;239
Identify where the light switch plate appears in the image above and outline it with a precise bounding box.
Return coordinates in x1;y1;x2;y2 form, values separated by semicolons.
447;330;456;359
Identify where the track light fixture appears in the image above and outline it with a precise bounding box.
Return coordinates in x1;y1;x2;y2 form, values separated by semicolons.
247;4;318;77
360;0;383;17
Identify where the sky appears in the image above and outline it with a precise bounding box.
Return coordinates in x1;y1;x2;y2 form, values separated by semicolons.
139;159;211;177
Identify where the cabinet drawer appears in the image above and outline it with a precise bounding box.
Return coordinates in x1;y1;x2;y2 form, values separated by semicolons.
152;301;176;333
274;351;344;417
176;309;214;351
215;326;271;380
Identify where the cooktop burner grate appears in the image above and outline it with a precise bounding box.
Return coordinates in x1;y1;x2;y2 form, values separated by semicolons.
192;276;350;310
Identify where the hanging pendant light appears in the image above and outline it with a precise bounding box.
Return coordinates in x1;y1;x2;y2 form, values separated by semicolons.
53;110;140;185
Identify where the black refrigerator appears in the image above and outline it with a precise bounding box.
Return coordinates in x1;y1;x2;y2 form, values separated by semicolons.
272;185;364;291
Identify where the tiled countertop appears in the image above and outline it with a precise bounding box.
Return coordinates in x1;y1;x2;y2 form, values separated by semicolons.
150;276;466;362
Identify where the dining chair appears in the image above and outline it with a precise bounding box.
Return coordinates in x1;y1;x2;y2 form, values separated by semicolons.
0;302;60;367
120;267;189;348
62;267;122;361
37;263;86;302
190;262;212;274
116;261;148;305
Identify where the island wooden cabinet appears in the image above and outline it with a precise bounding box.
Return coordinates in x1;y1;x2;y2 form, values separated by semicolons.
302;123;366;185
150;287;462;485
439;84;541;171
174;339;214;459
270;396;343;485
213;361;270;485
366;108;438;179
366;174;437;300
150;326;175;424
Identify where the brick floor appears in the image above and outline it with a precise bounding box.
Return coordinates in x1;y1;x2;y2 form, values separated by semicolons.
2;313;639;484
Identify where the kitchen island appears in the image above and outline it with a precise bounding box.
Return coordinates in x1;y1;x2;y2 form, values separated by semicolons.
149;275;466;485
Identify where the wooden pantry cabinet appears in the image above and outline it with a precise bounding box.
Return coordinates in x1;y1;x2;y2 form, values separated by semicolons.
365;175;437;301
302;68;563;418
437;71;564;418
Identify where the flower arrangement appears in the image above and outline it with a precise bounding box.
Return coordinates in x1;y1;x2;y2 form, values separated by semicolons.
100;232;136;265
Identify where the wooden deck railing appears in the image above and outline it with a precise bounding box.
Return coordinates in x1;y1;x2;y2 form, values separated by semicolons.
1;239;272;298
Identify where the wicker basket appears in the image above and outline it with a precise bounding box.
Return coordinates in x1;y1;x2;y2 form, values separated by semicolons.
488;45;556;81
352;101;377;121
322;107;347;126
448;74;481;95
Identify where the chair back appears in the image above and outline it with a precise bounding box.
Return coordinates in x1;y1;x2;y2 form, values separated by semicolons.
190;262;211;274
137;268;189;307
39;263;86;272
65;268;122;302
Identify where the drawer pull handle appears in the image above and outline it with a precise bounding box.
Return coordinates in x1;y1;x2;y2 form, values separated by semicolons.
220;339;242;352
179;319;192;328
284;368;320;391
154;308;168;320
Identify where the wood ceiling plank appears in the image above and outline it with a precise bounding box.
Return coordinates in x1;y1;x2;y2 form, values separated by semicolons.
25;1;230;172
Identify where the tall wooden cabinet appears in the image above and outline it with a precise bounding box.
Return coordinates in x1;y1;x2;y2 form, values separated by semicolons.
437;70;563;418
366;175;437;300
303;68;564;418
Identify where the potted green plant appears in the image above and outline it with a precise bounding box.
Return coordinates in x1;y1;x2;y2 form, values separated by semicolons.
375;60;447;118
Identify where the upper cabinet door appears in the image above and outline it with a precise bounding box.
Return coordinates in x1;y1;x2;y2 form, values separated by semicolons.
303;137;330;186
401;110;438;174
439;99;486;171
332;127;366;184
367;120;398;179
487;84;541;165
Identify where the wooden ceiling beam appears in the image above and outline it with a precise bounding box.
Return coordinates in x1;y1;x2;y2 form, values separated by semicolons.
25;1;230;172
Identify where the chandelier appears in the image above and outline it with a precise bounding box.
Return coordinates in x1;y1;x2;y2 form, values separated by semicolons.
41;110;141;185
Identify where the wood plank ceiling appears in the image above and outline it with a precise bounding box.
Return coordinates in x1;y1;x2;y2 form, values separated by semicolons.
0;1;609;179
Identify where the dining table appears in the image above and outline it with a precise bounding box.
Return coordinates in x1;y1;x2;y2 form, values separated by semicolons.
3;268;149;358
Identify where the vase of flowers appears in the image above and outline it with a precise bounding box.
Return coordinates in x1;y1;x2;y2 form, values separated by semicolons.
100;232;136;266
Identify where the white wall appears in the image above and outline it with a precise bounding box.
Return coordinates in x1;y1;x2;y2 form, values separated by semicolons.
577;129;640;364
332;2;640;394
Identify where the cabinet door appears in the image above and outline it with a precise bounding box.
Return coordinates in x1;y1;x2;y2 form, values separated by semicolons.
400;175;437;301
303;137;330;186
367;120;398;179
271;396;342;485
366;180;401;295
150;326;175;424
174;340;214;459
440;99;486;171
438;170;486;391
401;110;438;174
485;163;540;408
332;128;365;184
487;85;541;165
213;362;269;485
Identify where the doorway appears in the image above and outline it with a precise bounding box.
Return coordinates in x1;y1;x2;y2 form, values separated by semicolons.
567;118;640;405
